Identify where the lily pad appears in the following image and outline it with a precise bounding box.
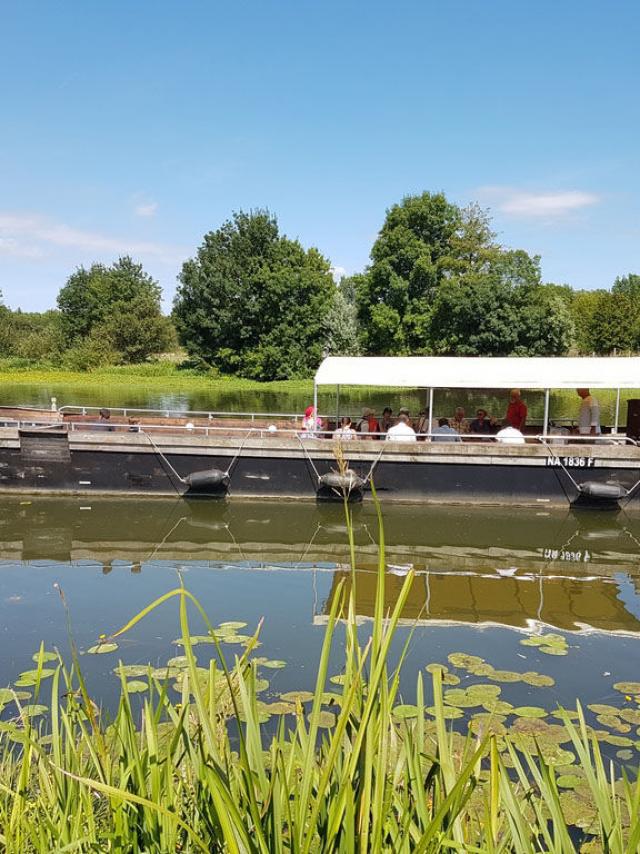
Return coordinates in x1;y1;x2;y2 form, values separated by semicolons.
262;701;295;715
0;688;20;703
31;651;58;663
539;645;568;656
482;700;513;715
557;774;582;789
329;674;347;686
321;692;343;705
425;705;463;719
616;749;634;761
426;663;448;675
512;706;548;718
254;678;269;693
596;714;629;732
312;711;336;728
113;664;150;678
447;653;484;669
488;670;522;683
613;681;640;695
87;643;119;655
125;681;149;693
280;691;314;703
262;660;286;669
222;634;251;644
392;704;418;719
166;656;190;669
619;708;640;725
521;672;555;687
601;734;633;747
467;663;495;676
21;704;48;717
218;621;247;630
587;703;621;716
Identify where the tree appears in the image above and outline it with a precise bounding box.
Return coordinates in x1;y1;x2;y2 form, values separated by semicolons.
587;291;639;354
356;192;463;354
56;257;174;362
323;282;361;357
173;210;335;380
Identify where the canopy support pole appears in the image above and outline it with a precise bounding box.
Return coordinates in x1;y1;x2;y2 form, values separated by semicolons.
336;384;340;429
542;389;550;438
428;387;434;438
614;388;621;433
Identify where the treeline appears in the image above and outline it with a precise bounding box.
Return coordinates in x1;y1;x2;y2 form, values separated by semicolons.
1;191;638;379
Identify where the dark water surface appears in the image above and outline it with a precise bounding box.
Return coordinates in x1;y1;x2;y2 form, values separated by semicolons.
2;495;640;719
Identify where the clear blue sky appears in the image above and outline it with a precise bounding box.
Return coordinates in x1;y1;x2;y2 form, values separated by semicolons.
1;1;638;310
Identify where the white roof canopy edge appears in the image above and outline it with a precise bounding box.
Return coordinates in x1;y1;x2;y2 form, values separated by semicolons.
314;356;640;390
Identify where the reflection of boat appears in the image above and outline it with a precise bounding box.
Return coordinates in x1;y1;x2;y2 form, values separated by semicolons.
2;497;640;635
2;357;640;506
318;565;640;634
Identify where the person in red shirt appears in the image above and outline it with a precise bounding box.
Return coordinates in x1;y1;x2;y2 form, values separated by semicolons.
505;389;527;431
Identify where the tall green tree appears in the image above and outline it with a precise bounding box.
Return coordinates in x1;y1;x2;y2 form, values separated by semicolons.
56;257;175;362
173;210;335;380
323;281;361;357
356;192;463;354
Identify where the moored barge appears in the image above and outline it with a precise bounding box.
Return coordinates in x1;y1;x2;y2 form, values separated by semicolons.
1;356;640;509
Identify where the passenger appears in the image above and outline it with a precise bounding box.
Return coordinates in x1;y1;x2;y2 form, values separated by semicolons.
576;388;601;438
431;417;462;443
333;416;357;440
301;405;322;437
98;408;114;432
505;389;527;431
380;407;394;434
496;421;526;444
385;412;417;442
416;408;433;441
450;407;469;434
357;407;380;439
469;409;494;436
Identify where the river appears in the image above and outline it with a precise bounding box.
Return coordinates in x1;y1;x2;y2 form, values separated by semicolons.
2;494;640;740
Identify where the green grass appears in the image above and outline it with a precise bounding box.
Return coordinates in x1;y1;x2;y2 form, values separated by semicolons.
0;492;639;852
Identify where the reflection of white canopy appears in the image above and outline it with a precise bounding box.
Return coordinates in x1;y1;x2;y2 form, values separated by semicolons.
315;356;640;390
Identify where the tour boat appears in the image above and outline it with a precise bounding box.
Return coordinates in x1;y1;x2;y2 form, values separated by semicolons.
1;356;640;510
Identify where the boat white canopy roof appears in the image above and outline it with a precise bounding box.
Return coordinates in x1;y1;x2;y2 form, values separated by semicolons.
314;356;640;390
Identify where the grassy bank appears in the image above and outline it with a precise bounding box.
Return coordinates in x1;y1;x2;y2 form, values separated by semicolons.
0;498;639;851
0;360;314;395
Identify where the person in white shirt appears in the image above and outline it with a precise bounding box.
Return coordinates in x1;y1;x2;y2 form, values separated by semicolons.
385;413;417;442
576;388;601;436
333;417;357;440
495;424;525;445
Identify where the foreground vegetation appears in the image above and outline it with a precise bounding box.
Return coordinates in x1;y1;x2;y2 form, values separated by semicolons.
1;498;640;852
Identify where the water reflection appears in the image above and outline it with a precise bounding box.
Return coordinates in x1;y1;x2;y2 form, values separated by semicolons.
2;496;640;636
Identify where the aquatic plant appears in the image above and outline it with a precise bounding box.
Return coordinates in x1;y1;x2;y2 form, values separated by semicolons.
1;493;640;851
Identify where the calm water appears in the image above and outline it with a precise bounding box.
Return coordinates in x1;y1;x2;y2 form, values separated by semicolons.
0;381;628;425
2;495;640;719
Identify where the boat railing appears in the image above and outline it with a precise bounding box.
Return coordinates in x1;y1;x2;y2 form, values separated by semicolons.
58;404;306;424
2;417;639;447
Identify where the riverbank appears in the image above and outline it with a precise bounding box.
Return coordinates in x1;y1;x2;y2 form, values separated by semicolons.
0;361;636;424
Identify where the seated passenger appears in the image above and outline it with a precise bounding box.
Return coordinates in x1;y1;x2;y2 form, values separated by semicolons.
385;412;417;442
416;408;433;441
469;409;494;435
301;405;322;437
431;417;462;443
450;407;469;434
380;407;394;434
496;421;526;444
98;408;114;432
333;416;356;440
357;408;380;439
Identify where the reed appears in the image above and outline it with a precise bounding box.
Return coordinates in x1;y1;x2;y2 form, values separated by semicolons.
0;492;638;852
